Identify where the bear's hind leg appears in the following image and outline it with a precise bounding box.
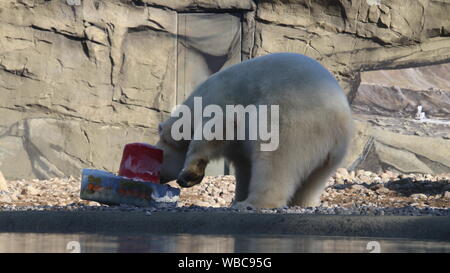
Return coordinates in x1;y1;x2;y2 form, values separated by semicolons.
233;155;299;209
232;158;252;203
288;157;336;207
289;141;348;207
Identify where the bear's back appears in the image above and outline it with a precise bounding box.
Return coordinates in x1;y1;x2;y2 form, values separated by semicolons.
193;53;347;109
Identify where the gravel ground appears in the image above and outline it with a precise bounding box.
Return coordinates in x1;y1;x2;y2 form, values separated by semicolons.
0;169;449;216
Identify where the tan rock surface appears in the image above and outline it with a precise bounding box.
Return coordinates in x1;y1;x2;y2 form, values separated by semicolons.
1;0;450;179
345;118;450;174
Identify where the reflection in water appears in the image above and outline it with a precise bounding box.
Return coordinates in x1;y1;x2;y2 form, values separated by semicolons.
0;233;449;253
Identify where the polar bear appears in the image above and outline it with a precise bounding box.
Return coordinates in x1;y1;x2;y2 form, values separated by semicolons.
156;53;352;209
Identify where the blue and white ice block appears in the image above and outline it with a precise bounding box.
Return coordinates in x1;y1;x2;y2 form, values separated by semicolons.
80;169;180;207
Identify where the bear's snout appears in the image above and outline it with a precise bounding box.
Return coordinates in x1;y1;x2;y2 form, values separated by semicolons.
177;171;204;188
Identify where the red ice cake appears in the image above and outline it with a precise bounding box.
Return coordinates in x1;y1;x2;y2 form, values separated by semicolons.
118;143;163;183
80;142;180;207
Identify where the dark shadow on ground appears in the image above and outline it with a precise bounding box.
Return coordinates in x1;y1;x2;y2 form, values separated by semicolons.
331;178;450;197
384;178;449;197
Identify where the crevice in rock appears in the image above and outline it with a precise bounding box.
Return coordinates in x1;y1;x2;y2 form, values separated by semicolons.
53;104;78;113
339;30;393;46
371;138;447;175
0;65;38;81
348;136;374;171
347;71;361;105
22;121;65;179
379;163;403;175
30;24;107;47
9;103;153;129
30;25;84;42
130;0;176;11
416;154;450;174
241;11;256;60
81;41;90;60
49;143;92;167
352;140;382;173
128;24;168;33
254;16;316;34
82;128;91;146
111;100;163;114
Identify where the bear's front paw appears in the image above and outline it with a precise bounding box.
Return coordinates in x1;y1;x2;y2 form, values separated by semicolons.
232;200;256;211
177;171;204;188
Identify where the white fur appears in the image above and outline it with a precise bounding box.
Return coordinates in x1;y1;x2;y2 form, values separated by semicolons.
157;53;353;209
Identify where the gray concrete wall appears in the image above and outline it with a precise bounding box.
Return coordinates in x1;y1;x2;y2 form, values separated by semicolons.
0;211;449;241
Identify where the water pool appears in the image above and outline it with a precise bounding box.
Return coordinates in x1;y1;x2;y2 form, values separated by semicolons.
0;233;449;253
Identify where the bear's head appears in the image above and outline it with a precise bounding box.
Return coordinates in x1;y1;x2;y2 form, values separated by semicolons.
156;122;188;183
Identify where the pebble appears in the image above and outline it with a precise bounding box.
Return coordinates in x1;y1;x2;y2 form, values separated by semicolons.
411;193;428;200
376;187;391;194
0;195;12;203
21;186;40;196
0;170;448;216
350;184;366;192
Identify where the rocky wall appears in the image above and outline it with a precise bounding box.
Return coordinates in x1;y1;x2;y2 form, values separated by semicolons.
1;0;449;179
